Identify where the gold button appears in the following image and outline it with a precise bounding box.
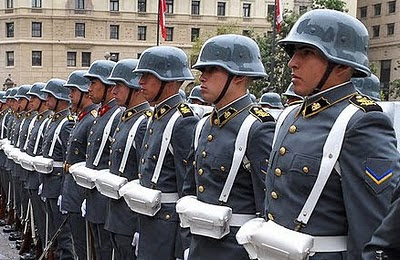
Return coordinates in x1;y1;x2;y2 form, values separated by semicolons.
144;144;149;149
93;120;97;125
74;149;79;155
183;159;187;165
271;191;278;199
110;150;113;154
274;168;282;176
192;161;196;166
165;214;170;220
149;129;153;135
198;169;203;175
198;185;204;193
289;125;297;134
88;142;91;146
90;131;93;135
207;135;213;142
303;166;309;174
201;151;207;158
116;127;120;132
220;165;225;172
141;158;145;164
213;119;219;125
267;213;274;221
152;155;157;160
279;147;286;156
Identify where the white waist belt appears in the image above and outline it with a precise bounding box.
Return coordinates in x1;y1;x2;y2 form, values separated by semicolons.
161;192;179;203
53;161;64;168
312;235;347;252
230;214;256;227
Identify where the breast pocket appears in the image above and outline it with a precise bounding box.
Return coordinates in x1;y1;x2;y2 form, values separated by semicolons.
289;154;321;191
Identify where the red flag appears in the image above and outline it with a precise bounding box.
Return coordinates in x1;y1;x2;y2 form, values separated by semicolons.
159;0;167;40
275;0;283;33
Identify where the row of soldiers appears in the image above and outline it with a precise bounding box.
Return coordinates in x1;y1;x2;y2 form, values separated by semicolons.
0;8;400;260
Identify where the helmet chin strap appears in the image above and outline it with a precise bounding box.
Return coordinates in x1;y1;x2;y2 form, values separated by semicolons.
310;62;336;95
125;88;134;107
151;81;166;103
213;74;234;105
101;85;109;104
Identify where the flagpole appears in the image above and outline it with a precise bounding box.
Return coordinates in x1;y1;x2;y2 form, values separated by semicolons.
157;0;160;46
270;0;277;91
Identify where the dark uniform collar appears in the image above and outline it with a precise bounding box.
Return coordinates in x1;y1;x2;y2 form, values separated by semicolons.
297;81;357;118
154;94;183;120
37;109;53;121
99;99;118;117
211;94;252;127
52;108;70;121
122;102;151;122
78;103;98;121
17;111;26;119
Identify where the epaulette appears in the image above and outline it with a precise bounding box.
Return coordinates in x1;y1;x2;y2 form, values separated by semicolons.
249;106;275;122
67;115;76;122
349;94;382;112
90;109;98;118
177;103;194;117
144;110;153;118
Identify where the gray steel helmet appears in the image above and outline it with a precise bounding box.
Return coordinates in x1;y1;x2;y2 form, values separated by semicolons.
84;60;116;86
179;89;187;100
134;46;194;81
351;74;381;101
282;83;303;99
188;85;205;103
15;85;32;100
278;9;370;77
108;59;141;90
0;91;7;103
42;79;70;102
4;89;12;99
6;87;19;100
65;70;91;92
193;34;268;79
27;82;47;101
249;93;257;103
259;92;284;109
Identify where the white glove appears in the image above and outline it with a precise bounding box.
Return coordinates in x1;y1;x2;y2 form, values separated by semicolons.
132;232;139;256
81;199;86;217
38;183;43;195
184;248;189;260
57;195;68;214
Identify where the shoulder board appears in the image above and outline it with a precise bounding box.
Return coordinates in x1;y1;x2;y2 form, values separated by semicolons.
67;115;76;122
177;103;194;118
249;106;275;123
144;110;153;118
90;109;98;118
349;94;382;112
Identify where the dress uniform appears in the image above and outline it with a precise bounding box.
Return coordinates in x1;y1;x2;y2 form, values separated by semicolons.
181;34;275;260
83;60;121;260
0;91;11;220
133;46;199;260
62;70;97;260
263;10;400;259
41;79;75;259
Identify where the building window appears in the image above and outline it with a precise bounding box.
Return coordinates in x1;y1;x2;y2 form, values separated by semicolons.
6;51;14;66
32;51;42;66
110;53;119;62
192;0;200;15
243;3;251;17
299;6;307;14
32;0;42;8
138;26;147;40
166;0;173;14
75;23;85;37
374;3;381;16
267;5;274;16
75;0;84;9
191;28;200;42
6;23;14;38
6;0;13;8
82;52;91;67
387;23;395;35
166;27;173;41
110;25;119;39
32;22;42;37
217;2;226;16
110;0;119;11
360;6;367;18
67;52;77;67
138;0;146;12
388;1;396;13
380;59;391;100
372;25;380;37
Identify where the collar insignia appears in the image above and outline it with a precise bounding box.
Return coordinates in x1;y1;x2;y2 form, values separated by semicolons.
211;107;238;127
154;104;171;120
302;97;330;117
122;108;137;122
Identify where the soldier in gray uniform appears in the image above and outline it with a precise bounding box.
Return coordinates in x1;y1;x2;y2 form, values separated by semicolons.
282;83;303;106
259;92;284;109
351;74;381;101
24;82;52;252
83;60;121;260
104;59;151;259
133;46;198;260
182;34;276;260
62;70;97;260
188;86;209;106
264;9;400;259
41;79;75;259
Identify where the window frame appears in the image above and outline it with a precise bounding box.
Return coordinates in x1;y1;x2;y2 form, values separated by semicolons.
67;51;77;67
138;25;147;41
138;0;146;12
191;0;200;15
387;23;395;36
360;6;367;18
166;27;174;41
32;51;42;66
6;51;14;67
374;3;381;16
75;0;84;9
32;0;42;8
110;25;120;39
243;3;251;17
82;52;91;67
372;25;380;37
32;22;42;37
6;22;14;38
75;23;85;38
166;0;174;14
217;2;226;16
110;0;119;11
191;28;200;42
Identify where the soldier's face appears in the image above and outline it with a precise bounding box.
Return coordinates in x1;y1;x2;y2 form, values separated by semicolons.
112;82;130;106
88;79;105;104
288;45;328;96
199;66;229;103
18;98;29;111
28;96;41;111
46;95;58;110
139;73;161;102
69;87;81;111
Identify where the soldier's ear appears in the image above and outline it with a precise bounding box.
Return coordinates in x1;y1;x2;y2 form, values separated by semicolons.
232;75;247;84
